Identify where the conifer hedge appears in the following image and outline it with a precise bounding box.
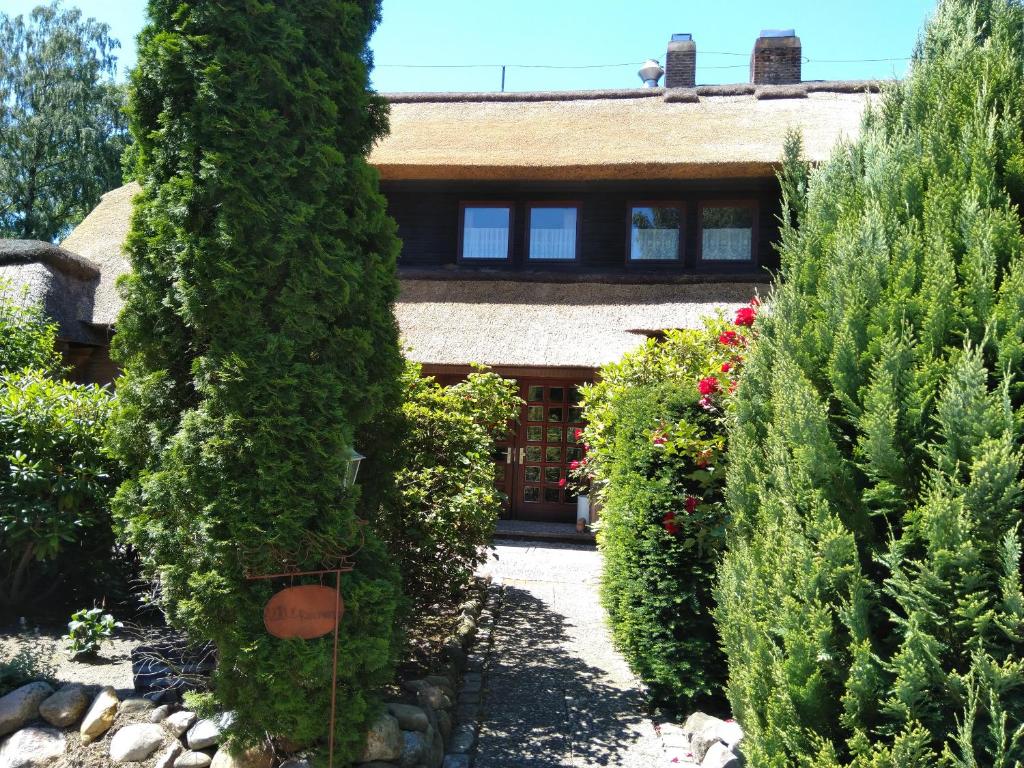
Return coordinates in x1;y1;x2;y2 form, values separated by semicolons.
718;1;1024;764
110;0;403;758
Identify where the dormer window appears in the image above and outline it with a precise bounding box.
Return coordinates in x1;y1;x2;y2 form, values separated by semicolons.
527;204;580;261
459;203;513;261
699;203;756;262
629;203;683;261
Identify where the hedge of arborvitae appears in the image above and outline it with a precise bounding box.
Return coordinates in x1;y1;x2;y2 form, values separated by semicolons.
717;1;1024;764
110;0;403;758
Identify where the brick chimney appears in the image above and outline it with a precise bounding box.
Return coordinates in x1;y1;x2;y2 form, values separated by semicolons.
750;29;801;85
665;33;696;89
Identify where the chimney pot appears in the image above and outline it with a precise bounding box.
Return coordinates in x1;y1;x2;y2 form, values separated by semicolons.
638;59;664;88
665;33;696;89
750;30;801;85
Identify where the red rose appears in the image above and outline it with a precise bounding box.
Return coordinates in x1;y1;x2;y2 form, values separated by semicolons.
734;307;756;327
685;496;700;513
721;362;731;373
698;377;719;396
719;330;739;346
558;478;567;488
569;460;580;470
662;512;679;535
574;428;583;440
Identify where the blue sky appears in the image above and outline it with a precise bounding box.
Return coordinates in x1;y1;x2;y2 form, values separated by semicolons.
5;0;937;91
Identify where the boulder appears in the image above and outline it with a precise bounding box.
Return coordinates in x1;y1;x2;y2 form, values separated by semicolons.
416;685;452;711
209;745;273;768
165;710;197;737
150;704;173;723
448;724;475;754
682;712;719;738
38;684;89;728
0;682;53;737
386;703;429;732
701;741;742;768
0;726;65;767
120;698;156;717
441;755;470;768
397;729;429;768
359;713;402;763
154;742;183;768
109;723;165;762
436;710;452;742
80;686;119;744
278;761;313;768
175;751;213;768
717;720;744;750
186;718;224;750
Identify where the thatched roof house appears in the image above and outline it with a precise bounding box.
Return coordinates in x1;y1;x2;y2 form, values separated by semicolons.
1;29;876;521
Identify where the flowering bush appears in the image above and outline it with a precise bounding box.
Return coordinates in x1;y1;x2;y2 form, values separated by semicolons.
579;302;756;709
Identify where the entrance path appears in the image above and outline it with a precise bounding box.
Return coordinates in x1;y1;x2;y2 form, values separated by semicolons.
474;540;666;768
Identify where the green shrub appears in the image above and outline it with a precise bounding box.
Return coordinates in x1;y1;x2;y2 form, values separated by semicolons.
0;370;116;608
373;363;520;615
63;607;121;658
111;0;404;759
0;636;56;696
0;280;60;375
581;312;753;710
717;1;1024;764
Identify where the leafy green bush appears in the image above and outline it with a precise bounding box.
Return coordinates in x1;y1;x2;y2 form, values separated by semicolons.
0;280;119;611
373;363;520;614
0;371;116;608
580;311;753;710
717;1;1024;764
111;0;404;759
63;607;121;658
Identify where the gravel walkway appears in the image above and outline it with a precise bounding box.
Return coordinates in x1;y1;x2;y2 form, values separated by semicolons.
475;540;666;768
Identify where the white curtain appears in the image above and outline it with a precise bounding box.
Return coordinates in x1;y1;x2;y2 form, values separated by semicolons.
631;229;679;261
702;228;752;261
463;227;508;259
530;208;577;260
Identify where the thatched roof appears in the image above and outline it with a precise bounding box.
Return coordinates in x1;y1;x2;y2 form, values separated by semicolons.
61;182;139;325
371;84;876;181
396;279;764;369
0;240;101;344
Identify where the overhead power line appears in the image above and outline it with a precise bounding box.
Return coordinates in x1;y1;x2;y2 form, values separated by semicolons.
376;56;912;70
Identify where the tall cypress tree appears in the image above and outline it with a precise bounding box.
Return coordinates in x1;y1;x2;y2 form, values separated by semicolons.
717;1;1024;765
110;0;403;757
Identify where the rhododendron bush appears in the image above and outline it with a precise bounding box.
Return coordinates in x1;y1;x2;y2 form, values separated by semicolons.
718;1;1024;764
577;305;756;709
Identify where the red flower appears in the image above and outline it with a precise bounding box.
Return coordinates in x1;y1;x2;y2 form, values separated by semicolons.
698;377;719;396
721;362;732;373
558;478;567;488
719;330;739;346
699;395;714;410
734;307;756;327
574;428;583;440
685;496;700;513
662;512;679;535
569;460;580;471
583;444;591;452
653;434;667;446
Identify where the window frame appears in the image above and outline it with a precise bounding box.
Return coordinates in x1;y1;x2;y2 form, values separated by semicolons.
525;201;583;263
624;200;686;264
697;200;759;266
458;201;515;264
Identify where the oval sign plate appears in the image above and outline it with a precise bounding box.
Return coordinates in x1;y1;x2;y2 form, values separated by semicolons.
263;584;343;640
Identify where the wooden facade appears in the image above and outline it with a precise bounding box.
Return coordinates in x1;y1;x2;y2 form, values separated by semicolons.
382;178;782;277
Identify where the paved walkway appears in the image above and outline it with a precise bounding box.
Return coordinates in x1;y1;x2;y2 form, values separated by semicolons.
474;540;665;768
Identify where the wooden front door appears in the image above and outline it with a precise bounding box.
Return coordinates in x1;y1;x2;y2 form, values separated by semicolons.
498;379;587;523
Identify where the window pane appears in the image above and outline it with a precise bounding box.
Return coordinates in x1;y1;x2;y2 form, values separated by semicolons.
543;487;561;503
527;426;543;442
630;206;681;261
527;406;544;422
701;206;754;261
525;466;541;482
527;385;544;402
529;207;577;260
462;206;510;260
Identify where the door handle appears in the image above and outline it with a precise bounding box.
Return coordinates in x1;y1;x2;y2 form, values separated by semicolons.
506;447;513;464
518;447;525;464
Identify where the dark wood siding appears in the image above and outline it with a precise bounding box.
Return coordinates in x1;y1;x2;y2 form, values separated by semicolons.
381;179;782;277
